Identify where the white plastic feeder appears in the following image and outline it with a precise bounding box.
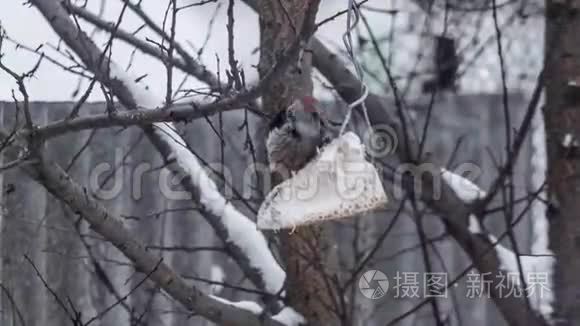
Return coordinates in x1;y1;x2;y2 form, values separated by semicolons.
257;132;388;230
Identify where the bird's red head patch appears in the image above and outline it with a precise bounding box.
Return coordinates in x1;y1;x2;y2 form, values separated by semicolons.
301;96;319;113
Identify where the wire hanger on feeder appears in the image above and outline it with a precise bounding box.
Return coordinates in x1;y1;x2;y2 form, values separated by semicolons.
256;1;388;232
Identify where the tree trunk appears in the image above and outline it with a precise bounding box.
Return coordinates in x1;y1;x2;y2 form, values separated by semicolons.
545;0;580;324
256;0;341;324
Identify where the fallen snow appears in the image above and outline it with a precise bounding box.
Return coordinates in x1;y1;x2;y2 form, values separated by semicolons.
109;64;286;295
441;168;487;203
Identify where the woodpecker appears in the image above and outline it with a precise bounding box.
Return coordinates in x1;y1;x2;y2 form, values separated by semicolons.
266;96;332;175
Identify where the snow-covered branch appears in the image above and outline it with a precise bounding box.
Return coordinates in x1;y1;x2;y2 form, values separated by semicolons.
308;27;551;326
108;56;286;296
448;158;554;323
445;157;554;322
455;128;554;323
31;0;286;308
468;215;554;322
440;168;487;203
211;296;306;326
0;128;284;326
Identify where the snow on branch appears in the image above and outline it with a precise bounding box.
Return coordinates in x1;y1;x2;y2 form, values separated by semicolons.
445;126;555;322
489;234;554;322
440;168;487;203
447;112;554;323
210;296;306;326
272;307;307;326
31;0;287;298
468;215;554;322
211;295;264;315
446;131;554;322
306;20;550;326
108;65;286;295
468;214;483;234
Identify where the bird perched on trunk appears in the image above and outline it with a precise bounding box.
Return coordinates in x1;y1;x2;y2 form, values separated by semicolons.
266;96;332;175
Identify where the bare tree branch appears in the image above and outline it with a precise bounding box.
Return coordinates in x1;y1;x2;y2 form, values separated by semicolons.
6;137;284;326
64;2;223;91
29;0;291;312
31;92;260;140
307;35;548;326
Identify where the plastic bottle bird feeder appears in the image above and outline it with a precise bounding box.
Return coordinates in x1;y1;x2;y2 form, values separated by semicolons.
257;131;388;231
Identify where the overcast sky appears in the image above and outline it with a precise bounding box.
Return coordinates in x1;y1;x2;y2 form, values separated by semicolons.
0;1;543;102
0;0;401;102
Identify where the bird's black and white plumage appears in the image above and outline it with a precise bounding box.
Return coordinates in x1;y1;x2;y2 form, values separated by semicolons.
266;96;332;174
